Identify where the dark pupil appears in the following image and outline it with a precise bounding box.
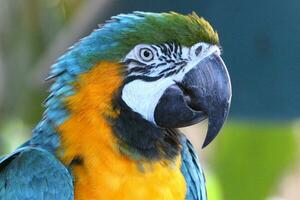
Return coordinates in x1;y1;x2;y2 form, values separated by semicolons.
143;50;150;57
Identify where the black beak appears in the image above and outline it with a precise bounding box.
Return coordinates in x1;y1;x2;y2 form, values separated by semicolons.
154;53;232;147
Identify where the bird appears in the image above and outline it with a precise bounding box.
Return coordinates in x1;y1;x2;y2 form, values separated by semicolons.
0;12;231;200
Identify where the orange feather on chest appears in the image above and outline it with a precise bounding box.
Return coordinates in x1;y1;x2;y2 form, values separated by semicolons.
56;62;186;200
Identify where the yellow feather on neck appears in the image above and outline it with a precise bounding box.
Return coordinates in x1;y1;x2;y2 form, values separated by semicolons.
56;61;186;200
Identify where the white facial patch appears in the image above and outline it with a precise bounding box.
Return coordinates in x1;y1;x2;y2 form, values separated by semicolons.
121;42;220;124
121;77;174;123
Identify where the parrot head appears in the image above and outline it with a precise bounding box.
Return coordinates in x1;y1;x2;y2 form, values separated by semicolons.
120;34;231;149
47;12;231;160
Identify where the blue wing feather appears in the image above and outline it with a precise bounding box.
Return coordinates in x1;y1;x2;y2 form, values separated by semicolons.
181;135;207;200
0;147;73;200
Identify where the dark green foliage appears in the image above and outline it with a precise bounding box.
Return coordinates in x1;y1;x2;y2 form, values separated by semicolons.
209;122;298;200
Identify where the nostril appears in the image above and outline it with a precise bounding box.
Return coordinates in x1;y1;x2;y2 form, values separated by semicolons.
195;45;203;56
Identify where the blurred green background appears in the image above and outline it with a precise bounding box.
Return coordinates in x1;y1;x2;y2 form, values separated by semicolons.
0;0;299;200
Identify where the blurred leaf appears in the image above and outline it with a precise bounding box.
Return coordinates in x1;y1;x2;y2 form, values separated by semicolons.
0;118;30;155
209;121;298;200
206;169;223;200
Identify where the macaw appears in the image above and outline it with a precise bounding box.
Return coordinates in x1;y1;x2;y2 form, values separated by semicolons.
0;12;231;200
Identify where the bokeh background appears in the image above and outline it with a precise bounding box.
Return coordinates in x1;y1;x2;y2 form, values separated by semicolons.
0;0;299;199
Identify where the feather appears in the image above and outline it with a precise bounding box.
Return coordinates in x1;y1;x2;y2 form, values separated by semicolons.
180;135;207;200
0;147;73;200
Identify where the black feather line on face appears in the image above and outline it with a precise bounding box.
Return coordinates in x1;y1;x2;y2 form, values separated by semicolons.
164;69;178;77
124;74;164;84
128;66;151;74
128;63;158;74
150;45;160;57
174;42;179;54
123;59;146;66
158;64;176;75
155;62;167;68
124;42;187;80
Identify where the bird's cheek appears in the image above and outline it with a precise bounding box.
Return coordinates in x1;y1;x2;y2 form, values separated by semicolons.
120;78;172;124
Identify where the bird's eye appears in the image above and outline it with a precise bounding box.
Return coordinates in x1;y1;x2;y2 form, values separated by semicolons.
139;48;154;62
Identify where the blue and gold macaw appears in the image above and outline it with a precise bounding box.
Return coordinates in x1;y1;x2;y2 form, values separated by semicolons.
0;12;231;200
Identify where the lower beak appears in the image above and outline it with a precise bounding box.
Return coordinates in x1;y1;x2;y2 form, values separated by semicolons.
154;53;232;147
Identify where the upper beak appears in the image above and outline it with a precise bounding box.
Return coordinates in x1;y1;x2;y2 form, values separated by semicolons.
181;53;232;147
154;53;232;148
